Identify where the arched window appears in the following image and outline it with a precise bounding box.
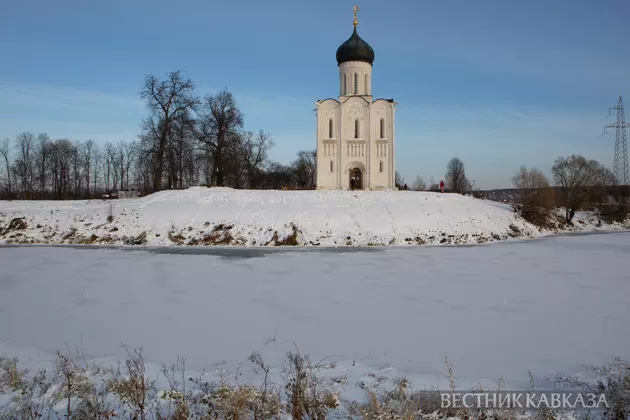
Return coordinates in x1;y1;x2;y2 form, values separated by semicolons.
380;118;385;139
343;76;347;95
379;161;383;172
328;119;333;138
354;119;359;139
354;73;358;94
330;160;334;172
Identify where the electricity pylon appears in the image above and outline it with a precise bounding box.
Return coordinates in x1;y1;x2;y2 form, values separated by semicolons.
604;96;629;185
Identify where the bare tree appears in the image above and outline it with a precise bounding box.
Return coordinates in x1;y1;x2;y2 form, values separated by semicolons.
0;132;140;198
116;141;125;191
115;140;136;191
49;139;75;199
412;175;426;191
511;166;550;190
510;165;555;225
82;139;95;197
511;165;553;207
35;133;51;196
197;89;244;187
588;165;618;212
0;138;12;195
103;142;116;192
293;150;317;189
134;149;154;193
140;70;199;191
395;171;404;189
123;141;137;190
92;144;101;195
71;140;82;196
239;130;275;188
261;161;296;189
168;112;196;189
552;155;607;223
445;157;468;194
592;166;617;186
14;132;36;198
138;117;162;186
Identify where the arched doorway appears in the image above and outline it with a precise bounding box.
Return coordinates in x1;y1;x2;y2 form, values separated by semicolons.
349;168;363;190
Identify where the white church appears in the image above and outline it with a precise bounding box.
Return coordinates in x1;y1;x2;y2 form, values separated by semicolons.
315;6;396;190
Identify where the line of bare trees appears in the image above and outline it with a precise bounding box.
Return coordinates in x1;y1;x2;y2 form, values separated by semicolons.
402;157;472;193
0;70;318;200
136;71;317;193
0;133;137;200
510;155;628;226
405;154;627;226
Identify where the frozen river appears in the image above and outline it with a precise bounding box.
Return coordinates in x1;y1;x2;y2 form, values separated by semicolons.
0;232;629;392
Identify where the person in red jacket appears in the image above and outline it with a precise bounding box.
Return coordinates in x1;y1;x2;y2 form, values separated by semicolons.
439;180;445;193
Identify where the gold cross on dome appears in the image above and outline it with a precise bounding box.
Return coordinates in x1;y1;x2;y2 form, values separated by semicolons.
353;5;360;26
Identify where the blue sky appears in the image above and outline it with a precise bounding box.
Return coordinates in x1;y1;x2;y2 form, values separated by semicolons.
1;0;629;189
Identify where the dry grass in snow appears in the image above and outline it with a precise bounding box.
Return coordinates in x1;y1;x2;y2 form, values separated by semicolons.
1;346;628;419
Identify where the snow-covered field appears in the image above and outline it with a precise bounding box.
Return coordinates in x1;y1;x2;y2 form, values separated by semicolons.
2;188;626;249
1;232;629;412
0;187;557;247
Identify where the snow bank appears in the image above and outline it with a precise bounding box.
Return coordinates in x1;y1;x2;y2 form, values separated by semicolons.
0;187;625;247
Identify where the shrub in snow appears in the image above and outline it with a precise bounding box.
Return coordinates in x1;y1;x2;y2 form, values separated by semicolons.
511;166;556;229
0;357;26;393
555;357;630;420
597;197;629;224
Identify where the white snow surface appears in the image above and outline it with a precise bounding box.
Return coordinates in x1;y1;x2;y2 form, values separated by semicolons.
0;187;555;247
1;232;629;410
2;188;627;248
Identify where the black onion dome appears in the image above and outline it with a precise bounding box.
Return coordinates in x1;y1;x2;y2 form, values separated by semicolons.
335;27;375;66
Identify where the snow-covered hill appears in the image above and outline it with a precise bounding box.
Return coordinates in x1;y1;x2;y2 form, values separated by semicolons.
0;187;623;247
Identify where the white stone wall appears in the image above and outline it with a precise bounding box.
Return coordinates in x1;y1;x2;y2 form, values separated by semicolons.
339;96;369;189
315;60;395;190
369;100;395;189
316;97;395;190
315;99;341;189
